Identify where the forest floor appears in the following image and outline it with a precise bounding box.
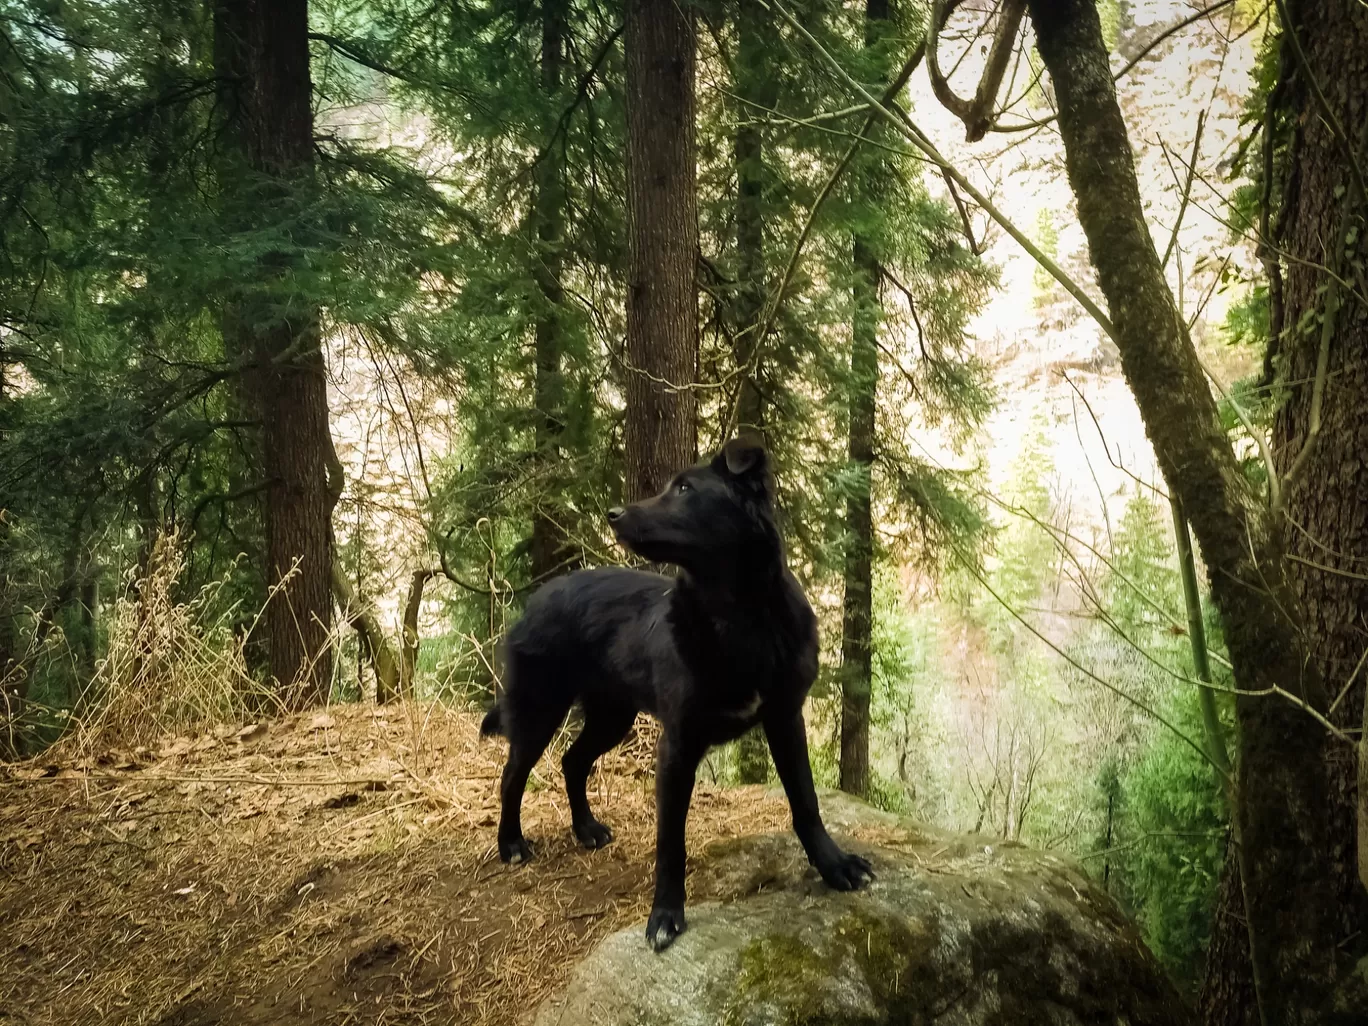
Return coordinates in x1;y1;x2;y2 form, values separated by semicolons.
0;703;810;1026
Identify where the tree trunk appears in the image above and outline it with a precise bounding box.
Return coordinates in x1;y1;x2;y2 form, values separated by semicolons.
1027;2;1337;1022
530;0;573;583
839;0;890;800
400;569;434;694
0;347;14;701
1272;0;1368;970
732;0;773;786
732;0;770;437
331;562;400;704
216;0;336;707
1203;3;1368;1020
623;0;697;500
1199;844;1258;1026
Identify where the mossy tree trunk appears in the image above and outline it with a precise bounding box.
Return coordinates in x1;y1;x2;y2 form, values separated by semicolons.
1027;1;1338;1021
623;0;698;500
1269;0;1368;923
1202;3;1368;1022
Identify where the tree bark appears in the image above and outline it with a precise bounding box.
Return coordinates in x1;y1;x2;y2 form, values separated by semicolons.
216;0;337;707
530;0;574;583
623;0;698;500
839;0;890;800
1204;3;1368;1020
732;0;770;437
330;561;400;703
0;349;14;702
732;0;773;786
1027;2;1338;1022
1271;0;1368;966
399;569;435;694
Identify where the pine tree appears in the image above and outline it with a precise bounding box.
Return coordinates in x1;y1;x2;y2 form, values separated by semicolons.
215;0;338;707
624;0;698;499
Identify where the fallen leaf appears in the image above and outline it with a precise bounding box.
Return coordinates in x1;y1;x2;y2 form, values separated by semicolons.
158;738;195;759
235;723;268;743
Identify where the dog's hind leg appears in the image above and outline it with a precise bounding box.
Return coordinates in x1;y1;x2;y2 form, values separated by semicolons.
496;664;573;864
562;701;636;850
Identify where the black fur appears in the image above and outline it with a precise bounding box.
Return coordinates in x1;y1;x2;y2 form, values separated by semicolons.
485;438;873;951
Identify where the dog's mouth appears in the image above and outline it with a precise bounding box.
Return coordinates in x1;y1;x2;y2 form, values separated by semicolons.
607;507;679;563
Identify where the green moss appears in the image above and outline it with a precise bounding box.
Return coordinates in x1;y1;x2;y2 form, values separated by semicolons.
721;910;942;1026
726;931;831;1026
836;909;942;1025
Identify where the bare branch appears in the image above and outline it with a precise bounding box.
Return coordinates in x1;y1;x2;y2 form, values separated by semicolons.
927;0;1027;141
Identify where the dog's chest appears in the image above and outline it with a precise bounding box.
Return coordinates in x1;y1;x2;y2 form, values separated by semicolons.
724;690;763;720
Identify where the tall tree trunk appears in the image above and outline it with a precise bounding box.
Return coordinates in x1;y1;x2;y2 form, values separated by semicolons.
217;0;336;707
1204;3;1368;1020
839;0;890;800
1273;0;1368;988
530;0;573;582
1027;2;1338;1022
732;0;769;437
732;0;773;786
0;348;14;699
1273;0;1368;914
623;0;697;500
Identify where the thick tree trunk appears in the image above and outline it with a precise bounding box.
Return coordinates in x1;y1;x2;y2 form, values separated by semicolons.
623;0;697;500
839;0;890;800
1027;2;1338;1022
1271;0;1368;964
1199;845;1258;1026
217;0;336;707
530;0;573;583
1204;3;1368;1020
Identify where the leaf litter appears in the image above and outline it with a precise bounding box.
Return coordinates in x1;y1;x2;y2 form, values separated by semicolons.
0;702;805;1025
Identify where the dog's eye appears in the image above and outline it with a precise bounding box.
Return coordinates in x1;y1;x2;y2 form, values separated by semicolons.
674;480;691;495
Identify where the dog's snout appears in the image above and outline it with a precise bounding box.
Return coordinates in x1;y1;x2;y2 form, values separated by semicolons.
607;506;626;523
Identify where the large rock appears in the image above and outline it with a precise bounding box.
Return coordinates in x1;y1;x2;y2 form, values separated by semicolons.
535;792;1187;1026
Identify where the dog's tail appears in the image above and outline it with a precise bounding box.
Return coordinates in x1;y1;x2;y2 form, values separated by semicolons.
479;705;504;738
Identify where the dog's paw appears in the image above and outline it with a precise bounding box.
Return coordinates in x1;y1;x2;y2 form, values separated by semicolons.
816;849;874;891
573;818;614;850
645;905;687;952
499;836;534;865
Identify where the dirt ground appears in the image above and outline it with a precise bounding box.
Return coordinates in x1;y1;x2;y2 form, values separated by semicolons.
0;703;803;1026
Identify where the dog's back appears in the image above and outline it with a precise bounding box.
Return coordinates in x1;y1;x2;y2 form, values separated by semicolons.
484;566;675;740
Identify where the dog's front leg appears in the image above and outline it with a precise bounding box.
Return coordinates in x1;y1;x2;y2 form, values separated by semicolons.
646;729;703;952
764;709;874;891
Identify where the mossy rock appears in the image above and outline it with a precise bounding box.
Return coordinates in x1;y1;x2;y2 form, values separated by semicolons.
534;791;1188;1026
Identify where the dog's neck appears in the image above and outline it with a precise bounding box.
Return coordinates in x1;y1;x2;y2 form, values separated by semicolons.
674;550;787;615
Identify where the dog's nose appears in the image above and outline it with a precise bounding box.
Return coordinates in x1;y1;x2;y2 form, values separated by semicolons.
607;506;626;522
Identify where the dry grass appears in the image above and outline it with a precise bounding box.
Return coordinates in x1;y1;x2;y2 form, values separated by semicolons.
61;533;271;757
0;701;802;1026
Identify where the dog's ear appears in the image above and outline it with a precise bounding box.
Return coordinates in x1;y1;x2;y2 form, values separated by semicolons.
713;435;767;478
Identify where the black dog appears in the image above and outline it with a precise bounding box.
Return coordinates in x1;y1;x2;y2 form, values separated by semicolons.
481;438;873;950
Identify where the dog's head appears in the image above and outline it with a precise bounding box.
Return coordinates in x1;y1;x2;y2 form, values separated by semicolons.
607;437;780;574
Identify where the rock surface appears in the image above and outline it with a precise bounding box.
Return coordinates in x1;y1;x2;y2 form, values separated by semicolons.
534;792;1188;1026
